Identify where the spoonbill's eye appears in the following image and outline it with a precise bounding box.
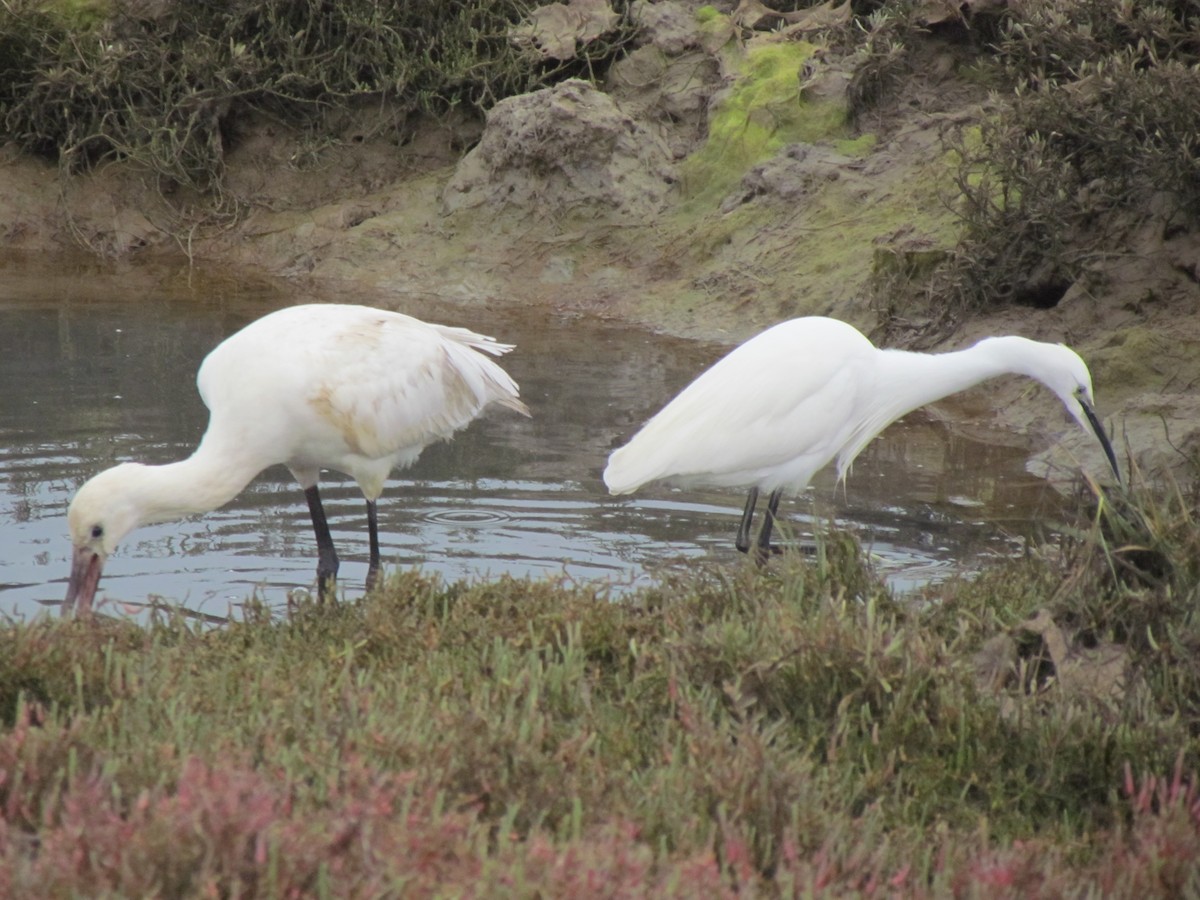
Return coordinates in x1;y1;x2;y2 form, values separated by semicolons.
91;524;104;540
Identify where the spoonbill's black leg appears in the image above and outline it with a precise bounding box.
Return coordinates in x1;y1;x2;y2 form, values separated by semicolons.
304;484;339;601
365;499;382;591
754;488;785;565
736;487;760;554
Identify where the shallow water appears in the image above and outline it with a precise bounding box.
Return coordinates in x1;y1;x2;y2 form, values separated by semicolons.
0;252;1067;620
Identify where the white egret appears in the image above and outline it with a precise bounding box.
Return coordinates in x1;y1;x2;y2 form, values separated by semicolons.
65;303;529;615
603;316;1119;559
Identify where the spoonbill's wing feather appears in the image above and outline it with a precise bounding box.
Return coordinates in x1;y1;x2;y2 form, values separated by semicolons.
310;316;528;461
195;304;526;481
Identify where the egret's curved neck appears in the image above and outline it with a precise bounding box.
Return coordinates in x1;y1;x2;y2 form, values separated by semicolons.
877;337;1043;412
128;434;263;527
837;337;1053;479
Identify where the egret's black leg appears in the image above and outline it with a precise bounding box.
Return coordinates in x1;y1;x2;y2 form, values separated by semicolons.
736;487;760;554
754;488;785;565
365;499;381;592
304;485;339;601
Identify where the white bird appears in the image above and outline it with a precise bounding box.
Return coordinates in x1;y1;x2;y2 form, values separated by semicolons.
65;303;530;615
603;316;1119;559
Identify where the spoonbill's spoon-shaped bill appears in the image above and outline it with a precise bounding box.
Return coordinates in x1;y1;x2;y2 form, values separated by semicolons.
603;316;1119;559
65;303;530;615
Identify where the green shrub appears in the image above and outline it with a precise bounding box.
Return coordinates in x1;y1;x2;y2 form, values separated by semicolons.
945;1;1200;309
0;0;635;195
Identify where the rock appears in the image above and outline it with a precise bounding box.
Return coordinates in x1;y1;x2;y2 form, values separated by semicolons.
629;0;704;55
606;45;722;160
510;0;620;61
720;143;853;211
441;79;676;222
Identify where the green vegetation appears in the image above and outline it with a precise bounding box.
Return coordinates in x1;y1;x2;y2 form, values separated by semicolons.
733;1;1200;323
1;481;1199;892
0;0;634;199
680;39;843;206
943;0;1200;310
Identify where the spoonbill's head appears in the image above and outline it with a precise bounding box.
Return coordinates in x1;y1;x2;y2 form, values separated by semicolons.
985;337;1120;482
65;464;145;616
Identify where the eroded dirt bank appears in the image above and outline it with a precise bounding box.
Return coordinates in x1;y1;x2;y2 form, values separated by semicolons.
3;2;1198;485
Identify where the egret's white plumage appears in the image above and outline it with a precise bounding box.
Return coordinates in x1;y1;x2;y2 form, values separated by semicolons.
603;316;1119;557
65;303;529;614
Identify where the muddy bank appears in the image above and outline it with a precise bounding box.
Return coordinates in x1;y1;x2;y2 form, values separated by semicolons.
2;2;1197;485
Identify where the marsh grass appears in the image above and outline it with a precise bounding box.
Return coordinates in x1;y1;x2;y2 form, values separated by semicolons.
0;0;635;202
2;484;1199;893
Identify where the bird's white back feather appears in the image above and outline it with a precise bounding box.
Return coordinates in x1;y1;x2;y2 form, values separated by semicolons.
604;317;1106;497
604;318;874;494
191;303;528;499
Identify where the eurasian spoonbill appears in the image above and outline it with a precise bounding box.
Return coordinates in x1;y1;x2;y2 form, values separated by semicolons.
65;303;529;614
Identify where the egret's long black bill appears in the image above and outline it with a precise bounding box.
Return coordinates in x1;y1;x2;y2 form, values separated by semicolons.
1080;398;1121;483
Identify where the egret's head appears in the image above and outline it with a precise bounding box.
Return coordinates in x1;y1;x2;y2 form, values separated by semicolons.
65;464;145;616
994;338;1120;482
1038;343;1097;423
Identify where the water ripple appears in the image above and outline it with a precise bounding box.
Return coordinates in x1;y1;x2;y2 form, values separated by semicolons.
0;260;1069;621
421;508;511;526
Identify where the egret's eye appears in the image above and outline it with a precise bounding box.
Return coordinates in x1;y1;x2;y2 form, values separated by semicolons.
90;524;104;540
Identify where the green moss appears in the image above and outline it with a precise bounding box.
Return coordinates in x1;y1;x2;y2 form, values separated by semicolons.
1092;326;1175;391
680;41;846;206
654;122;962;331
835;132;877;157
695;5;721;23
